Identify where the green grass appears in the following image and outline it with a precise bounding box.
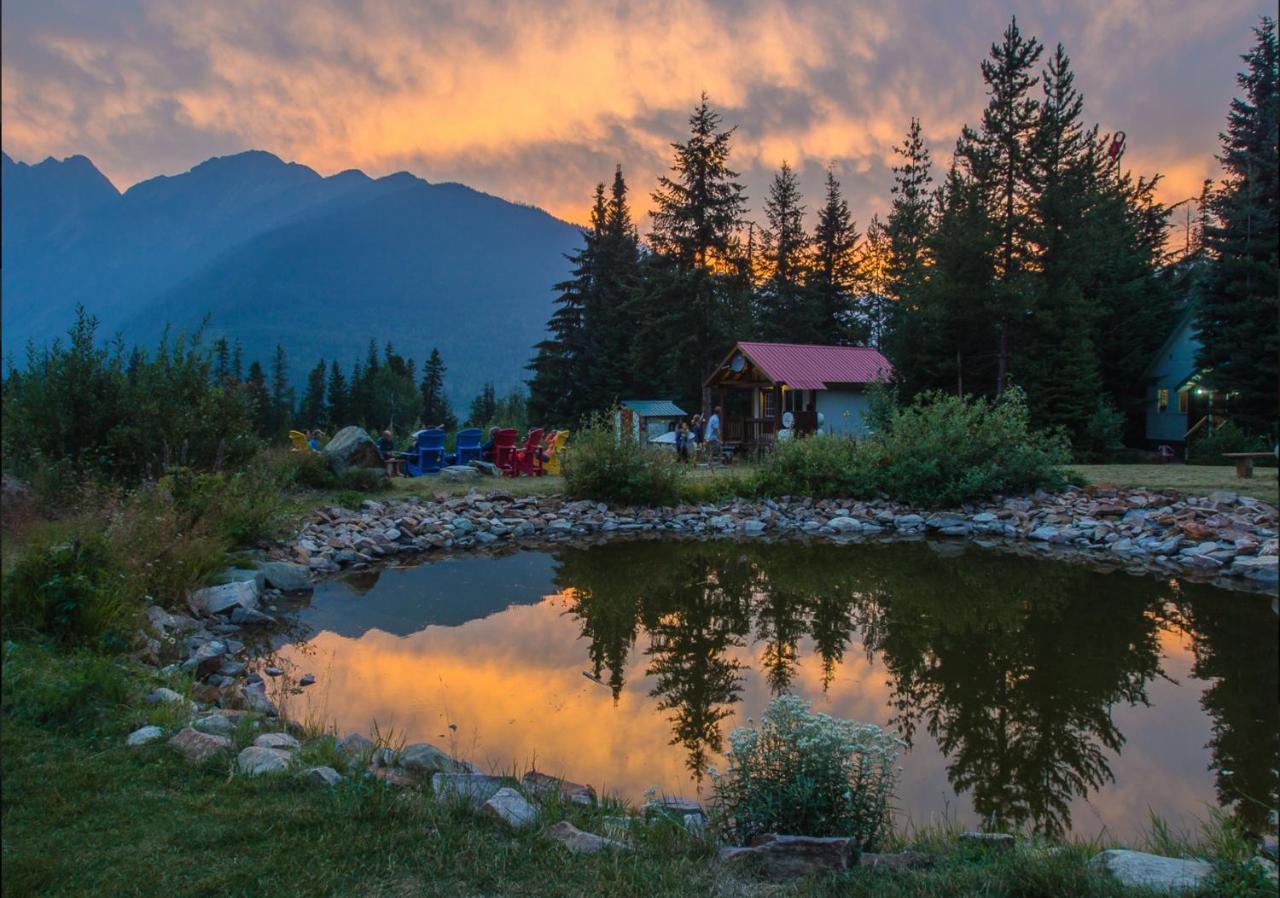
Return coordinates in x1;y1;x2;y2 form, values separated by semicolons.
3;645;1270;898
1069;464;1278;503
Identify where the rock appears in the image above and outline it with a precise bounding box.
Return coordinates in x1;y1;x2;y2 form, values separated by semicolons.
145;605;178;636
372;767;416;787
338;732;374;758
826;516;862;533
237;745;292;776
264;667;284;677
126;725;165;746
521;771;596;806
193;714;238;737
860;850;937;869
240;682;278;716
145;687;186;705
1028;526;1059;541
717;834;855;880
1232;555;1279;584
298;673;316;687
482;787;539;828
187;580;260;617
441;465;480;482
211;566;266;589
431;773;506;805
546;820;629;854
323;426;386;473
257;561;313;592
469;460;502;477
169;727;232;763
644;796;704;819
1088;849;1213;892
304;766;342;786
741;519;767;534
254;732;301;752
400;742;463;776
181;639;227;674
230;606;276;626
959;832;1014;851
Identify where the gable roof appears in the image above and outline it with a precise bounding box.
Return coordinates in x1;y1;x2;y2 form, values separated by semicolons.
725;342;893;390
620;399;686;417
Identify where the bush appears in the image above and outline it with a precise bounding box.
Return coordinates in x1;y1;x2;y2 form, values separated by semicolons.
1076;402;1125;463
1;531;133;649
710;694;903;849
1188;421;1272;466
562;413;684;506
754;387;1069;507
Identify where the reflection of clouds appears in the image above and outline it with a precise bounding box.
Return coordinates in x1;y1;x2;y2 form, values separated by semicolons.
279;592;1221;839
2;0;1269;227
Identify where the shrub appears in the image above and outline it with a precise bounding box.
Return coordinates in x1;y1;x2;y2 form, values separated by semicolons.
1076;402;1126;463
1;531;133;649
753;434;874;499
1188;421;1272;466
710;694;903;849
562;413;684;506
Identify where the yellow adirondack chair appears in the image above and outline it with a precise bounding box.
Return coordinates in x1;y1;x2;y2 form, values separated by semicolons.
543;430;569;476
288;430;311;452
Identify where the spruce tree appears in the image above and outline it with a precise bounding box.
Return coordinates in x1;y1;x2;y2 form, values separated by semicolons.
326;360;348;428
882;119;935;373
245;360;271;436
583;165;642;412
212;338;231;386
269;344;292;437
810;169;863;345
469;382;497;426
756;162;814;342
419;348;456;429
1196;17;1279;436
860;216;892;349
300;359;327;429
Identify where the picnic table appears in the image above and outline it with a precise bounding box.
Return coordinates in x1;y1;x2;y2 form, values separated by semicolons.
1222;452;1274;479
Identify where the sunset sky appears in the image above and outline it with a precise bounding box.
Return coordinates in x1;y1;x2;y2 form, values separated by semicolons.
2;0;1272;228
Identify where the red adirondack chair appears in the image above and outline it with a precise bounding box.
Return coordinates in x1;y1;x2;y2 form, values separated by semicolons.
513;427;546;476
492;428;519;475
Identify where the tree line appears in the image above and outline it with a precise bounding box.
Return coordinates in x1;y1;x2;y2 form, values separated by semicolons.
528;16;1278;446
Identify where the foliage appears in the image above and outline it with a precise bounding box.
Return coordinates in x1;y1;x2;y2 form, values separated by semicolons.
561;413;684;506
1;642;135;734
1;531;132;649
1075;402;1126;462
710;694;904;849
755;387;1068;506
1188;421;1272;465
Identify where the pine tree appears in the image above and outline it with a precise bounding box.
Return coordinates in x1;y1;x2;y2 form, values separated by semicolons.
469;382;497;425
957;16;1044;394
810;169;863;344
860;216;892;349
756;162;814;341
300;359;327;429
268;344;292;436
212;337;231;386
419;349;456;428
326;360;348;428
245;360;270;436
582;165;642;412
1196;17;1279;436
231;340;244;384
882;119;935;372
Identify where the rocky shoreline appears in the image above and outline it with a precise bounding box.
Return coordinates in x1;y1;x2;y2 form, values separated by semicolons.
280;485;1279;592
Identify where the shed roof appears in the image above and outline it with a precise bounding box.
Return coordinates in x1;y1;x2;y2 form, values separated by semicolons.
728;342;893;390
620;399;686;417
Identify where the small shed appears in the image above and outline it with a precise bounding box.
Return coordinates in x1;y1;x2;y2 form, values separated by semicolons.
704;342;892;450
616;399;687;443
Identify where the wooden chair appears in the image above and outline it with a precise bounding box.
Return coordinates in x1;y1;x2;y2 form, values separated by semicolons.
492;428;519;476
288;430;310;452
543;430;569;476
513;428;546;476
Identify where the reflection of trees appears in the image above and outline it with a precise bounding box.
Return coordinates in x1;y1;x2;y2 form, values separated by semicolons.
868;553;1167;837
1174;587;1279;835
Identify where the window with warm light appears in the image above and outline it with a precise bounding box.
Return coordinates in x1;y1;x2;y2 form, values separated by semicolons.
1178;389;1189;414
1157;389;1169;413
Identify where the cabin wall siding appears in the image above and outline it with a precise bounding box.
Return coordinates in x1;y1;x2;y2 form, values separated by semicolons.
1144;316;1200;444
815;389;872;437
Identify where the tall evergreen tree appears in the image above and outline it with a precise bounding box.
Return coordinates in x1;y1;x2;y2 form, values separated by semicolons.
756;162;814;342
810;170;863;345
231;339;244;384
882;119;935;376
1196;17;1279;436
212;337;231;386
582;165;642;411
420;349;456;429
245;360;270;436
300;359;327;429
469;382;497;425
860;216;892;350
957;17;1044;394
268;344;292;436
326;360;348;428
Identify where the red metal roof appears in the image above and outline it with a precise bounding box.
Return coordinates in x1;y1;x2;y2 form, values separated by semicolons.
735;342;893;390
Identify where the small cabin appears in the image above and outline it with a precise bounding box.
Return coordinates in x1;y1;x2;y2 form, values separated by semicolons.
616;399;687;443
704;341;893;452
1142;300;1229;449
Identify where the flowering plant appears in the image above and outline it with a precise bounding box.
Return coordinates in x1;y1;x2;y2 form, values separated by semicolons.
709;694;904;848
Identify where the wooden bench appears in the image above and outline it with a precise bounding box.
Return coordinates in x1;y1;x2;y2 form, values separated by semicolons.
1222;452;1274;478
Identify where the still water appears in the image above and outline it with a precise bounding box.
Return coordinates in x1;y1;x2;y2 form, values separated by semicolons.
277;540;1278;839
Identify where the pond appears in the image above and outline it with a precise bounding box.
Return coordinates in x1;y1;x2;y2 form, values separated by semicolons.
276;539;1278;840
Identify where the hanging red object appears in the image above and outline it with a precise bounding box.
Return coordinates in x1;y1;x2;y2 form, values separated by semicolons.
1108;131;1127;161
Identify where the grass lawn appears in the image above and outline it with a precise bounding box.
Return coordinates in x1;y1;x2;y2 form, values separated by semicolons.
1070;464;1278;504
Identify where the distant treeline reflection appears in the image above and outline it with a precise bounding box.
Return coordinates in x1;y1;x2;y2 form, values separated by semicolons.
550;541;1277;838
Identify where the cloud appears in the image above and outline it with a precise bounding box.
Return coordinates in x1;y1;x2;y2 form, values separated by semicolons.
1;0;1271;228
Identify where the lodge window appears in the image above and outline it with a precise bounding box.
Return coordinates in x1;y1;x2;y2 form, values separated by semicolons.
761;390;776;420
1157;388;1169;413
1178;389;1189;414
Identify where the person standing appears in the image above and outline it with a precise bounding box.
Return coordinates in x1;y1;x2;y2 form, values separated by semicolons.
705;406;722;467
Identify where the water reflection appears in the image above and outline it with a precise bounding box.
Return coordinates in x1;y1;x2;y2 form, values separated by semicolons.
283;539;1277;838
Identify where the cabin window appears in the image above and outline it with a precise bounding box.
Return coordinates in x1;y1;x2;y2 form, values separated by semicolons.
1157;389;1169;413
1177;388;1189;414
761;390;776;420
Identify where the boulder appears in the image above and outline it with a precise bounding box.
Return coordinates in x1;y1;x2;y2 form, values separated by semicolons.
193;714;238;737
304;766;343;786
717;834;855;880
643;796;704;819
125;725;165;747
324;426;385;473
211;567;266;589
372;767;416;787
546;820;629;854
188;580;260;617
237;745;292;776
145;687;187;705
169;727;232;763
338;732;374;758
400;742;462;777
1232;555;1279;584
258;562;313;593
482;787;539;828
431;772;506;805
521;771;596;806
441;465;480;482
180;639;227;675
826;516;863;533
1088;849;1213;893
469;460;502;477
240;682;278;717
254;732;301;752
230;606;276;626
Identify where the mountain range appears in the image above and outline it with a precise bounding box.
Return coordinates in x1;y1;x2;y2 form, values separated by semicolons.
1;150;583;409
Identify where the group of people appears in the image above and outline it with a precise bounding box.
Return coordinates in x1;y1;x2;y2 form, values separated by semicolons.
672;406;722;465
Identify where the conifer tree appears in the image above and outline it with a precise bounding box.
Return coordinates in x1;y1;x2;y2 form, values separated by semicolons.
756;162;814;341
860;216;892;349
1196;17;1279;436
268;344;292;436
810;169;862;344
582;165;642;411
882;119;935;374
212;337;231;386
231;340;244;383
300;359;327;429
419;349;456;428
326;360;348;428
469;382;497;425
246;360;271;436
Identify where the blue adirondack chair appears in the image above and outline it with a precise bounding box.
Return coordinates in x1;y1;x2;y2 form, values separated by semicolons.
454;427;483;466
402;428;447;476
